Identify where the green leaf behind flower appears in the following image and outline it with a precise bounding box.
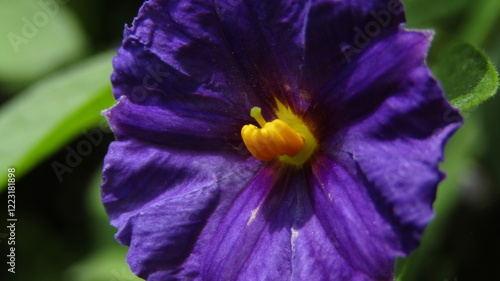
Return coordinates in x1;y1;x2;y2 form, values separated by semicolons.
433;42;499;110
0;51;115;190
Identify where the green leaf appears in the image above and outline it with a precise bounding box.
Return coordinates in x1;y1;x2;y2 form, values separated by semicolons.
0;51;115;190
0;0;87;89
433;42;499;110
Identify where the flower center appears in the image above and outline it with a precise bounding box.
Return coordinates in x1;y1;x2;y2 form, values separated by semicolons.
241;102;317;166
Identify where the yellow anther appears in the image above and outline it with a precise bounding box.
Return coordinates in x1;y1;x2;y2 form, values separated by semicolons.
241;106;305;162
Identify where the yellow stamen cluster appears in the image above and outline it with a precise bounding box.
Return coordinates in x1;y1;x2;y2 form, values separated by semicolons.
241;107;306;162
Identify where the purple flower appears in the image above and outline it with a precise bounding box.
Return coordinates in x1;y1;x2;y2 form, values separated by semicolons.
102;0;462;280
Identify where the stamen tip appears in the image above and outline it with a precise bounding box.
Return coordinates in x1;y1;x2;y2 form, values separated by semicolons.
250;107;262;118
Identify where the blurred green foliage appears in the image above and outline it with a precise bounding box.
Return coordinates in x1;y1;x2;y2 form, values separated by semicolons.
0;0;498;280
0;0;87;90
0;52;115;187
0;1;143;280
